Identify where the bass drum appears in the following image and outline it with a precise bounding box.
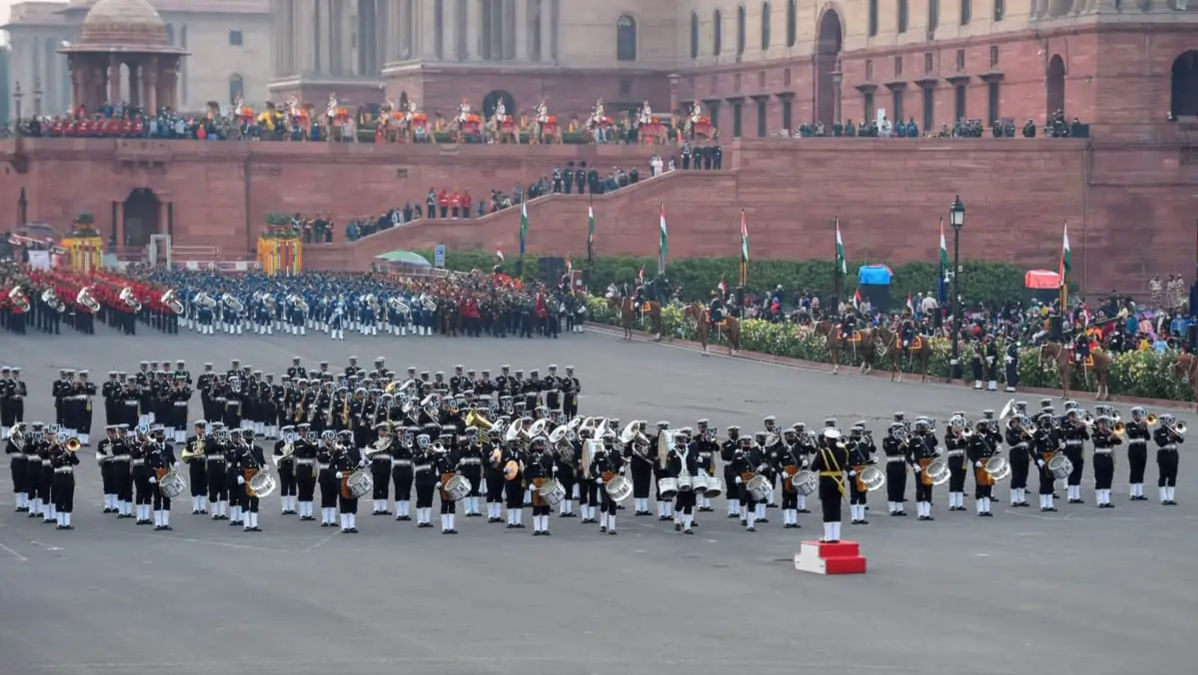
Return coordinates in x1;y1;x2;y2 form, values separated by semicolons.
1047;454;1073;480
444;475;472;501
746;475;773;502
605;475;633;503
537;478;566;508
790;470;817;496
657;477;678;501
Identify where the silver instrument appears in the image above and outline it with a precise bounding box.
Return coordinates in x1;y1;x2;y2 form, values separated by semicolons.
161;289;185;314
858;465;885;492
221;293;244;314
76;286;100;313
790;469;817;495
158;470;187;498
119;286;142;312
925;457;951;485
1047;454;1073;480
194;291;218;309
248;469;278;498
345;468;373;498
984;455;1011;481
8;286;30;312
41;288;65;313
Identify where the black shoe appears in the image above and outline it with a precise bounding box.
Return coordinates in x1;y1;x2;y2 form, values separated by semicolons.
162;525;173;531
599;525;607;533
57;524;67;530
798;508;811;514
467;513;482;517
674;523;682;532
488;517;501;523
745;526;756;532
559;512;575;518
348;528;359;533
514;523;525;529
859;520;869;525
542;531;551;536
506;524;514;529
320;522;329;527
397;515;412;521
608;530;618;535
727;513;739;518
200;509;209;514
658;515;671;521
757;518;769;524
684;528;694;535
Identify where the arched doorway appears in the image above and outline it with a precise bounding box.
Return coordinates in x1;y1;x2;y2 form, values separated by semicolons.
399;91;410;110
1172;51;1198;119
123;189;159;249
816;10;842;126
482;90;516;118
1046;54;1066;120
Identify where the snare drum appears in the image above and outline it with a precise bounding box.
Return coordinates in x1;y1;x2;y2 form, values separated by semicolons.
791;469;817;496
444;475;472;501
158;470;187;498
1047;454;1073;480
984;455;1011;481
605;475;633;502
657;477;678;500
691;472;709;492
746;475;773;502
537;478;566;507
677;474;693;492
703;475;724;498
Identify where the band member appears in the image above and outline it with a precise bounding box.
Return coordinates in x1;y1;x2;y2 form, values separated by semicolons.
1154;414;1182;505
910;418;940;520
562;365;579;419
731;433;763;532
334;430;363;533
206;426;230;520
130;429;154;525
225;429;246;527
502;431;526;528
1033;413;1060;512
483;427;505;522
369;423;393;515
1125;407;1151;501
576;427;600;524
811;426;851;543
234;429;266;531
413;433;436;528
273;426;298;514
668;433;698;534
882;422;909;516
629;423;654;516
50;432;80;529
459;427;484;517
4;422;28;512
591;431;624;534
967;420;996;516
1091;416;1121;508
183;420;209;514
526;436;555;536
847;423;875;525
316;430;339;527
147;426;179;530
945;414;969;511
293;424;318;520
694;419;717;513
392;426;416;521
1004;338;1020;392
434;435;459;534
1062;410;1089;504
721;426;741;518
108;423;132;518
1005;413;1033;507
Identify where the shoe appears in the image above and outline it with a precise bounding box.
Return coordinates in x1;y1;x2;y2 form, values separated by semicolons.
397;515;412;521
348;528;359;533
599;525;607;533
859;520;869;525
514;523;525;529
674;523;682;532
745;526;756;532
1068;499;1083;504
57;524;67;530
658;515;670;521
320;522;329;527
608;530;618;535
154;525;164;531
798;508;811;514
542;531;551;536
200;509;209;515
467;513;482;518
559;512;575;518
684;528;694;535
757;518;769;524
727;513;739;519
162;525;173;531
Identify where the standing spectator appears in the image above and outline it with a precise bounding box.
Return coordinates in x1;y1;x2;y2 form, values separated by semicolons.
425;188;437;220
449;191;461;219
437;189;449;219
1149;275;1163;308
461;191;473;219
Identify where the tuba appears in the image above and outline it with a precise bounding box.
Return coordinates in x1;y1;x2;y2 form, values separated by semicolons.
222;293;244;314
8;286;30;312
194;291;218;309
466;409;494;431
119;286;142;312
161;289;185;314
41;288;66;313
76;286;100;313
388;296;410;314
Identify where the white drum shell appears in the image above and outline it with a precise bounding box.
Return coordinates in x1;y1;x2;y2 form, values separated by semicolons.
791;470;817;496
746;475;773;501
537;478;566;507
159;471;187;498
1047;454;1073;480
444;475;472;501
347;469;373;498
605;475;633;502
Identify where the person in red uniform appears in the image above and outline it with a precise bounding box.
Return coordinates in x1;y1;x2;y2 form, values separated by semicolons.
437;189;450;218
449;191;461;219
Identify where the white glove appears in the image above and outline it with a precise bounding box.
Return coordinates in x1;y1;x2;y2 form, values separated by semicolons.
149;476;157;484
552;465;558;474
618;467;626;475
1004;356;1014;364
335;471;343;479
734;476;742;484
359;459;366;468
1036;460;1045;468
974;460;983;468
173;462;181;470
435;482;442;490
912;465;921;474
237;476;245;485
848;470;856;477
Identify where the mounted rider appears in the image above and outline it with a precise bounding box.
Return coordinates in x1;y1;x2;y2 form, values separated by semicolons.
840;306;859;341
899;309;918;357
707;290;725;330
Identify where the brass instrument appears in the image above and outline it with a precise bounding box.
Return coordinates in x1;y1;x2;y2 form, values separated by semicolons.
76;286;100;313
161;289;185;314
65;436;81;453
466;409;494;431
182;435;207;462
119;286;142;312
41;288;65;313
1111;421;1127;437
221;293;244;314
1146;413;1159;427
194;292;218;309
8;286;30;312
342;395;351;428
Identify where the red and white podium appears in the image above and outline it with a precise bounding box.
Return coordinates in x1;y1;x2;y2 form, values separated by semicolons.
794;540;867;575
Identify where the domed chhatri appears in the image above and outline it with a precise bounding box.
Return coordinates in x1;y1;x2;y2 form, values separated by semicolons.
78;0;169;50
60;0;187;113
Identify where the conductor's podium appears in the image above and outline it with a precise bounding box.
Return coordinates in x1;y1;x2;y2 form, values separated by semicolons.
794;540;867;575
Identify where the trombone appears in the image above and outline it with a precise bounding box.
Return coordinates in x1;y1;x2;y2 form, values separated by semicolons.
64;436;81;453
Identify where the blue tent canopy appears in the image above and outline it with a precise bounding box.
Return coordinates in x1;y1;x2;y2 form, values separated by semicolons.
857;264;893;286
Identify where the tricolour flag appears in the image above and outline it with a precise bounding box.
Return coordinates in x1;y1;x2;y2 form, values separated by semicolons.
520;202;529;256
638;266;646;285
1059;221;1071;280
835;218;846;275
587;204;595;264
906;293;915;315
718;277;727;296
658;203;668;273
938;217;949;304
852;288;863;308
495;249;505;262
739;210;749;287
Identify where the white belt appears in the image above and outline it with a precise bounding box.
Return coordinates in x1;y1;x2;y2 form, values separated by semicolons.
1160;445;1178;451
41;460;52;466
1094;449;1112;455
54;467;74;474
947;451;964;457
459;458;481;465
1128;441;1147;446
295;459;314;465
318;463;331;470
112;456;130;462
174;402;187;407
414;464;431;472
206;457;226;463
1065;441;1083;446
392;459;412;467
131;459;145;465
886;456;906;463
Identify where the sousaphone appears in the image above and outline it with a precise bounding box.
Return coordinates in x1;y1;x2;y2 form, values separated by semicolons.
548;424;575;462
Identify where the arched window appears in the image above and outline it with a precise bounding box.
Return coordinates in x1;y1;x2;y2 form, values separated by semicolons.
1172;51;1198;119
761;2;770;50
737;5;746;55
617;15;637;62
786;0;796;46
713;10;722;55
690;12;699;59
229;74;244;103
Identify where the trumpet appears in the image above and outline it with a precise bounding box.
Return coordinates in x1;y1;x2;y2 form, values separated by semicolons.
65;437;81;453
1146;413;1159;427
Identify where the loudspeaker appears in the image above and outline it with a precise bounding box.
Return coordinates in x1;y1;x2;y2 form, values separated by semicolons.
537;256;565;283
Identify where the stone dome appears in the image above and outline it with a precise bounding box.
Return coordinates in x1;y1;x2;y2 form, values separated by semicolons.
78;0;168;49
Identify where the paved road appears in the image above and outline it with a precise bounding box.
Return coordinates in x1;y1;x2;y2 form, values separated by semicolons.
1;328;1195;675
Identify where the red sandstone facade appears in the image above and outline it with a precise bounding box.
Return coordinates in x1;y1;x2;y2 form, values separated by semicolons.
3;133;1195;295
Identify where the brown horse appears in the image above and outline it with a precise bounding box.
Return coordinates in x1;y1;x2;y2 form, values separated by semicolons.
606;293;662;341
898;334;934;383
684;304;741;356
1039;342;1112;400
1171;352;1198;410
812;321;850;374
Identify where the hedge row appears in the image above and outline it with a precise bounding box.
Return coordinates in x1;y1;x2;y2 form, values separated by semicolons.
584;297;1195;403
422;250;1037;306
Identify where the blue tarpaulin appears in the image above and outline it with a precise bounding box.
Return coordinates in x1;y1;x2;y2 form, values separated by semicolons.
857;264;893;286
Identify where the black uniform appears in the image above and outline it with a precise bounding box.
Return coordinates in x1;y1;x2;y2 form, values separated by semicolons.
50;444;80;519
810;436;850;525
1125;419;1150;495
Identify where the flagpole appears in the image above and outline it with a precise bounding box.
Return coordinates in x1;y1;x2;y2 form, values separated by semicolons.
587;197;595;290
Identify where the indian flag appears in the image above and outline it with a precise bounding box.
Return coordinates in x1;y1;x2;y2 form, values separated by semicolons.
520;202;528;256
938;217;949;304
587;204;595;263
739;210;749;287
495;249;505;262
835;219;846;275
1059;221;1071;280
658;203;668;273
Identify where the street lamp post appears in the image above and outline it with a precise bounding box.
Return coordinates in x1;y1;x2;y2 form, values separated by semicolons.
13;81;23;124
949;195;965;381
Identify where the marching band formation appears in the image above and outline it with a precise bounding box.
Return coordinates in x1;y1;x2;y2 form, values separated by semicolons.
2;357;1185;543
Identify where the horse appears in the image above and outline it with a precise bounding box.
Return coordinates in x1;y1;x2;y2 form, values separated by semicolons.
606;290;662;341
1171;352;1198;410
896;332;934;383
683;304;741;356
1039;341;1112;400
813;321;865;374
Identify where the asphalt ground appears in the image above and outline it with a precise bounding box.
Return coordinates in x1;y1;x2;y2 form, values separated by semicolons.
1;325;1196;675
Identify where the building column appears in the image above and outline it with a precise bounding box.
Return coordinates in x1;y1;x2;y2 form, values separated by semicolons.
668;73;680;115
528;0;541;61
514;0;528;60
143;57;158;114
108;55;121;104
114;200;125;249
465;0;481;60
442;0;457;60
